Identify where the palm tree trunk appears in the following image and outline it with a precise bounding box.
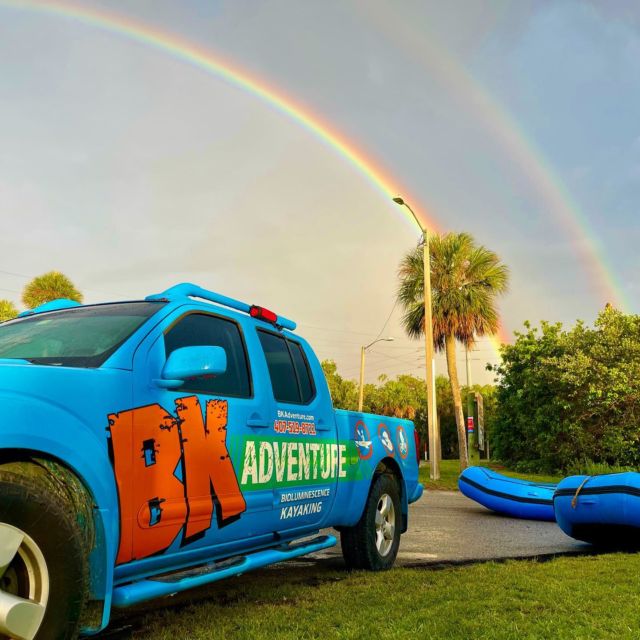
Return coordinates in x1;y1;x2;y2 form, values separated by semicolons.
445;334;469;470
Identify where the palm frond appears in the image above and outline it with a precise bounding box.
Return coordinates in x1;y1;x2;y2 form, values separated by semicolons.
396;231;509;349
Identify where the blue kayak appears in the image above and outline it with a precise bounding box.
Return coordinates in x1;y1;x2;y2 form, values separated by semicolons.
554;473;640;547
458;466;557;521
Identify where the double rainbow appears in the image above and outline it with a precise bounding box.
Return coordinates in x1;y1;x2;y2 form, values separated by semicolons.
2;0;620;358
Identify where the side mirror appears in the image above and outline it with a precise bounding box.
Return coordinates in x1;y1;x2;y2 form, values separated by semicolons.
157;346;227;389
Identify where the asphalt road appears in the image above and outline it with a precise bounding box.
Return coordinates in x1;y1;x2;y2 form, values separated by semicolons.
317;490;589;567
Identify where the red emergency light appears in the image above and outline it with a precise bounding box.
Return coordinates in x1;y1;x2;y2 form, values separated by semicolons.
250;305;278;325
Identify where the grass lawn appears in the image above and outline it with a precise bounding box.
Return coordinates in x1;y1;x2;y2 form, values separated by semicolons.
112;552;640;639
418;459;562;491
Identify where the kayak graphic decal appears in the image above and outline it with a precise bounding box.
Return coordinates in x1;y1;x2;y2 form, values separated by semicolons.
378;424;395;457
396;425;409;460
354;420;373;460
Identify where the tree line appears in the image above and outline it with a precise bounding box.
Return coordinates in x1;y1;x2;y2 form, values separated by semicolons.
325;299;640;476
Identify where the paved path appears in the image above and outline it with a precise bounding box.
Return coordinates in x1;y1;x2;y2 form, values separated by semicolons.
317;490;589;566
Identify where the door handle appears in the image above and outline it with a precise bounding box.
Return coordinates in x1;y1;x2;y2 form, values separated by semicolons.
316;418;332;432
247;415;270;429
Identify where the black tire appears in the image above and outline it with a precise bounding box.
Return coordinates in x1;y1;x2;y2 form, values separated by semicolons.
340;473;401;571
0;468;87;640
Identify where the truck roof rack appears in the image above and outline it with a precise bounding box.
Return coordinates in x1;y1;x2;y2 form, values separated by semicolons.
146;283;297;331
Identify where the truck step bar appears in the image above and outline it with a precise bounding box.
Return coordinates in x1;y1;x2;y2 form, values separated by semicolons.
111;535;337;608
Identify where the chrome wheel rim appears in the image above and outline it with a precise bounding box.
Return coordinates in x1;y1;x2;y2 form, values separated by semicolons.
0;524;49;640
375;494;396;557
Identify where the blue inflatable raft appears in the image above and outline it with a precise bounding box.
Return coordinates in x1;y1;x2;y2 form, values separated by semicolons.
458;466;556;521
554;473;640;547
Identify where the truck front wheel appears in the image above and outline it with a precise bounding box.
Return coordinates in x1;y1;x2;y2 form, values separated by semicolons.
340;473;401;571
0;470;86;640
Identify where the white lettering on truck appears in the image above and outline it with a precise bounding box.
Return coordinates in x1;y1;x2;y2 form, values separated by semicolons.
241;440;348;487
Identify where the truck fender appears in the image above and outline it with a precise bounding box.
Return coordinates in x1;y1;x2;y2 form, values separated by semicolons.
0;393;119;633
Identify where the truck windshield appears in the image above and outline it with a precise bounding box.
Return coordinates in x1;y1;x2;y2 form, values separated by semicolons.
0;301;164;367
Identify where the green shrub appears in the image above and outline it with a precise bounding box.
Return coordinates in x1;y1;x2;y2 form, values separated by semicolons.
491;307;640;473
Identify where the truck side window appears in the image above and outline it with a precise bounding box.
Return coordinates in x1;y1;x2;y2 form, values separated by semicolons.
257;330;315;405
289;341;315;404
164;313;251;398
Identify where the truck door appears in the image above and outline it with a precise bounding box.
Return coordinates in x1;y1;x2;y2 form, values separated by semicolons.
109;311;276;566
251;329;340;532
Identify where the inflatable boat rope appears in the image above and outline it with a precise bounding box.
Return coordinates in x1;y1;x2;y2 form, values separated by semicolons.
571;476;591;509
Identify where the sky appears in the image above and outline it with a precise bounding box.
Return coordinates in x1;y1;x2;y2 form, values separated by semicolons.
0;0;638;385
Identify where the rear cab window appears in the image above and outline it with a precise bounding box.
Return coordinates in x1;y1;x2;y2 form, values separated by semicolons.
257;330;315;405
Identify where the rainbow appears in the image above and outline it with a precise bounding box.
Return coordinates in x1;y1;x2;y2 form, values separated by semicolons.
360;3;628;311
0;0;513;352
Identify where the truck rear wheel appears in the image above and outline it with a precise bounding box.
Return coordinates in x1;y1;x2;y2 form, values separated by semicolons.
0;470;86;640
340;473;401;571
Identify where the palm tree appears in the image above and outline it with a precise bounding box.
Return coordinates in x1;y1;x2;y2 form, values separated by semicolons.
0;299;18;322
397;232;509;469
22;271;83;309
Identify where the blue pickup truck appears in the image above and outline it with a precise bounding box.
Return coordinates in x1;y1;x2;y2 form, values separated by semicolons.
0;284;423;639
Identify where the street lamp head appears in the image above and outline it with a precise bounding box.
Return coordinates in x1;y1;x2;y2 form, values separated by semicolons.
363;336;395;350
392;196;423;233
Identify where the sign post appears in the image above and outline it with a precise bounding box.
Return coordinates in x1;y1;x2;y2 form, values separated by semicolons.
476;392;485;452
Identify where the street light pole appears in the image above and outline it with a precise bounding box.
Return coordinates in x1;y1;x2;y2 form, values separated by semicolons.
358;337;394;412
393;197;440;480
